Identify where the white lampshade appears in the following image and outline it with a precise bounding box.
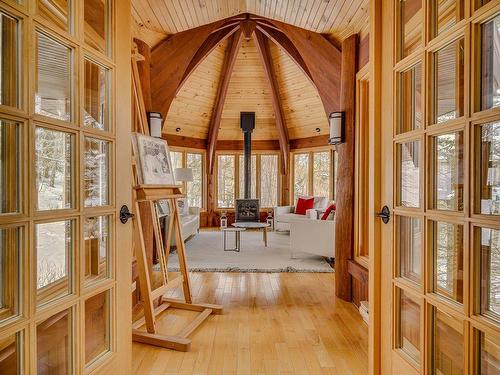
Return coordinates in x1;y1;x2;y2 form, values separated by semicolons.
174;167;194;182
328;112;344;145
148;112;163;138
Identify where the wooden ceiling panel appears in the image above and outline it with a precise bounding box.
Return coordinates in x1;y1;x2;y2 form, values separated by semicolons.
219;37;278;141
163;40;228;139
131;0;369;47
269;42;328;140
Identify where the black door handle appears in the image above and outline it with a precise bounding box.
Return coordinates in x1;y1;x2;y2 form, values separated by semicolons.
376;205;390;224
120;205;135;224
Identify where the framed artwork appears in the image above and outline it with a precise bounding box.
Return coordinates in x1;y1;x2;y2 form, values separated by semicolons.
132;133;176;185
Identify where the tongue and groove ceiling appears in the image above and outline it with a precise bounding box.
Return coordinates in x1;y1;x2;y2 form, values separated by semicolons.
135;1;368;142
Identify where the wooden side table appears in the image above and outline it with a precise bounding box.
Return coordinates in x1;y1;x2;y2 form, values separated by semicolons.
223;227;246;252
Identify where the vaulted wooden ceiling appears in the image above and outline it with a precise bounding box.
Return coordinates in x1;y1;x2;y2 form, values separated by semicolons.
132;0;370;48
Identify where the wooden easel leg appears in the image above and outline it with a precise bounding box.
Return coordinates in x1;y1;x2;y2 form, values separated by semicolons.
172;200;193;304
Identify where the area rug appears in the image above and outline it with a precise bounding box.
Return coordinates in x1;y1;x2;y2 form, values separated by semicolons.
167;231;334;273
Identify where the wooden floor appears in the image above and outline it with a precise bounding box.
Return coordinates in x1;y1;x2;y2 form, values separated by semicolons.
132;272;368;375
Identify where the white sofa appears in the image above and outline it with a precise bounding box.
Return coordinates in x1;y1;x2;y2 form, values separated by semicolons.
273;196;330;231
290;217;335;258
164;207;200;247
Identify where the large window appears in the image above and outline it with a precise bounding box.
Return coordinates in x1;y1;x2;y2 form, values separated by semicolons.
170;148;205;208
292;149;335;203
216;153;280;208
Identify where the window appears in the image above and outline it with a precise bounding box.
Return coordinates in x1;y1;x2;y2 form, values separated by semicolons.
35;31;72;122
397;0;423;60
398;63;422;134
480;15;500;111
85;291;111;366
36;220;74;306
431;0;464;37
35;127;74;211
477;121;500;215
216;153;279;208
430;307;464;375
170;149;205;208
396;216;422;284
0;331;22;373
84;137;109;207
84;59;109;131
0;11;19;108
432;221;464;304
396;288;420;365
431;131;464;211
260;155;278;208
37;308;73;374
433;39;465;124
84;0;110;55
292;150;335;203
0;119;20;214
478;227;500;321
0;226;21;324
397;140;421;208
37;0;70;32
474;329;500;373
84;216;110;285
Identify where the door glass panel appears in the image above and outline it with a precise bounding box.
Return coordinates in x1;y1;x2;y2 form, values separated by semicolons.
433;39;465;124
0;226;21;324
476;0;493;9
480;14;500;111
84;0;108;54
260;154;278;208
0;331;21;374
217;155;235;208
432;221;464;304
37;308;72;374
397;140;420;207
84;216;110;285
430;307;464;375
313;151;331;198
397;288;420;364
37;0;69;31
396;216;422;284
186;153;203;208
478;121;500;215
35;127;73;211
84;137;109;207
84;59;109;130
432;131;464;211
238;155;256;199
36;220;74;306
0;12;19;108
85;290;110;366
479;227;500;321
0;119;20;214
398;63;422;134
294;153;309;202
475;329;500;374
433;0;464;37
398;0;422;60
35;31;72;122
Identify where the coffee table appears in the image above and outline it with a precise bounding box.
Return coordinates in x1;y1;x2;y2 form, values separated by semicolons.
222;227;246;252
232;222;271;247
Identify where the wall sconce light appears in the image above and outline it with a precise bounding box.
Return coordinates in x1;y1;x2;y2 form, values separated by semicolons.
147;112;162;138
328;112;344;145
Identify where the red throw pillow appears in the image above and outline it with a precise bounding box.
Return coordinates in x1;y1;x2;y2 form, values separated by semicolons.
295;197;314;215
321;203;336;220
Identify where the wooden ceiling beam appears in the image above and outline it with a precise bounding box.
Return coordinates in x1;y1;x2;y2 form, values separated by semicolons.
253;29;290;175
151;18;239;121
207;29;244;174
255;23;313;84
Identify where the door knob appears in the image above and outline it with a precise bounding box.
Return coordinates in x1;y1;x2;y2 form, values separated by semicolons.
119;205;135;224
376;205;391;224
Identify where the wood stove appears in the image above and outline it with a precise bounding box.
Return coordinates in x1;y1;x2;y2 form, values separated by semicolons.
235;112;260;222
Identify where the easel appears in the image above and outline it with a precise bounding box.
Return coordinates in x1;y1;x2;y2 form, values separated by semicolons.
131;185;223;351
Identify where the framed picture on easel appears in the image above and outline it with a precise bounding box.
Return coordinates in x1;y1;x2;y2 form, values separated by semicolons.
132;133;176;185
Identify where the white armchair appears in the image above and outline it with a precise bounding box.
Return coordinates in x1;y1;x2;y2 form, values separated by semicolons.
290;218;335;258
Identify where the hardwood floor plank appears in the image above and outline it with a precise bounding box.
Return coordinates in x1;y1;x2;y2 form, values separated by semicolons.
132;272;368;375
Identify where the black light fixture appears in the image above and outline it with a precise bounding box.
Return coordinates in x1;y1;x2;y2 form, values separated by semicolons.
147;112;162;138
328;112;345;145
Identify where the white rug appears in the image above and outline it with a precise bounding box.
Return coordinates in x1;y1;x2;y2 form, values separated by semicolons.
167;230;334;273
